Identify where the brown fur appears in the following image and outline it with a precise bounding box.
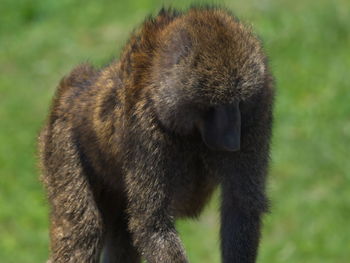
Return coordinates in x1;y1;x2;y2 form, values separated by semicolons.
38;7;274;263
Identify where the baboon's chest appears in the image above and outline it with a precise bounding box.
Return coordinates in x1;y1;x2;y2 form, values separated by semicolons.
170;156;217;218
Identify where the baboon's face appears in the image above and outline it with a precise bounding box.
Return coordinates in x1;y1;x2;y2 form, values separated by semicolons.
151;14;266;151
153;64;244;152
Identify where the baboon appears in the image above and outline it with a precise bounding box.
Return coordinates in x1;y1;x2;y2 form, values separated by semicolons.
38;6;274;263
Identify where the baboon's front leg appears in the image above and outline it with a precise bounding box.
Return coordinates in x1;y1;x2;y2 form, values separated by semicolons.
124;146;188;263
220;178;265;263
220;104;272;263
40;126;103;263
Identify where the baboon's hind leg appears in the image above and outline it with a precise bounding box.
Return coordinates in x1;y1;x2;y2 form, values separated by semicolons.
97;190;140;263
40;124;103;263
101;211;141;263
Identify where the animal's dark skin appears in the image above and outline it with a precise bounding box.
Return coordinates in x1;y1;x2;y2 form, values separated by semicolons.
199;102;241;151
38;7;274;263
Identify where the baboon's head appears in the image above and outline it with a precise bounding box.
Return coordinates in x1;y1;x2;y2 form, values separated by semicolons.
150;8;268;151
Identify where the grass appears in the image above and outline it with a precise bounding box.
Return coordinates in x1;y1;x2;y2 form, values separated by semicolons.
0;0;349;262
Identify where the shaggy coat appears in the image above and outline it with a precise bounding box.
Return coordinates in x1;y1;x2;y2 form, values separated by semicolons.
39;7;274;263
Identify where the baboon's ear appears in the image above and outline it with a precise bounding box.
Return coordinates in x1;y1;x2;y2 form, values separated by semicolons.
161;29;192;68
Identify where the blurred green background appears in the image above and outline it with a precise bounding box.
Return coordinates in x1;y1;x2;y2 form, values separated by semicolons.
0;0;349;262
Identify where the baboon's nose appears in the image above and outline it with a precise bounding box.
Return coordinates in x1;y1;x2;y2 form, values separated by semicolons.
222;134;240;152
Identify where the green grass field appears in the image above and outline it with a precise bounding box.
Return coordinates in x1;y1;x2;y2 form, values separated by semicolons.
1;0;349;262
